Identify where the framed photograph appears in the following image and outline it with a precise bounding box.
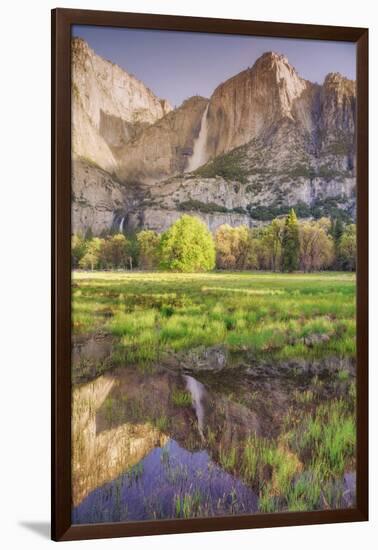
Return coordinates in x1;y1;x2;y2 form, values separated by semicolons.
52;8;368;541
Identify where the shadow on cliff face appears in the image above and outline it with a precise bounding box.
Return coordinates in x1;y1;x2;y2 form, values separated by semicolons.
72;354;356;522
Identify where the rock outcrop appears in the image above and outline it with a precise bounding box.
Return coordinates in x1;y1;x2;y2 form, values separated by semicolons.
126;206;257;234
72;159;123;235
71;40;356;235
206;52;310;159
71;37;173;233
115;96;209;184
72;37;172;173
318;72;356;168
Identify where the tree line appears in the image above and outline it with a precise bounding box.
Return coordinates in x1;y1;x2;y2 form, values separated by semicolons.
72;211;356;273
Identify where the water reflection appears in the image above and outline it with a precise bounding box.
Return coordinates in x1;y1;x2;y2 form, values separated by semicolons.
184;374;207;440
73;439;258;523
72;374;168;507
72;352;356;522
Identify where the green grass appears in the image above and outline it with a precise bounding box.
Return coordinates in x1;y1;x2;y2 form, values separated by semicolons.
72;271;356;375
154;415;169;432
235;396;356;512
289;399;355;479
72;272;356;376
219;446;238;472
338;369;350;381
242;434;301;491
174;491;202;518
72;270;356;515
171;389;192;407
257;397;357;512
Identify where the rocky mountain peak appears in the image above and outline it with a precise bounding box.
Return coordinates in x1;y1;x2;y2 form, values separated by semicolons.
318;72;356;154
72;37;173;125
251;51;303;85
71;40;356;236
252;51;290;70
205;51;308;158
72;37;173;174
323;72;356;96
72;36;93;58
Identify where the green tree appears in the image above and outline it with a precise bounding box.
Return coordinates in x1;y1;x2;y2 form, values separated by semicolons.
330;217;345;269
159;215;215;272
281;209;300;272
256;218;285;271
214;225;257;270
126;233;139;270
79;237;103;270
338;224;356;271
72;234;87;268
137;230;160;270
332;217;344;243
99;234;129;269
299;219;335;272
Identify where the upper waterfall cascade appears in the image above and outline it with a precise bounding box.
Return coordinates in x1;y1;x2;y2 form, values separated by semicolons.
186;104;209;172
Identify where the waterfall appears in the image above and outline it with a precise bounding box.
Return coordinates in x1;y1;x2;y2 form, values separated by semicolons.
186;104;209;172
119;216;125;233
184;375;206;440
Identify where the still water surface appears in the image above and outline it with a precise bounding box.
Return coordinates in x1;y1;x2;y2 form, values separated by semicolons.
72;339;356;523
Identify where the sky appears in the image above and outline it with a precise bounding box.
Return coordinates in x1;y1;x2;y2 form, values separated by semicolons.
72;25;356;108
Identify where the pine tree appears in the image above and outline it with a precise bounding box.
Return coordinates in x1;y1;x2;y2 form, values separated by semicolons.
333;218;344;243
281;209;300;272
331;217;344;269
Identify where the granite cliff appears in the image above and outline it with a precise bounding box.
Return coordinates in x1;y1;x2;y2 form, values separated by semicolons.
71;40;356;235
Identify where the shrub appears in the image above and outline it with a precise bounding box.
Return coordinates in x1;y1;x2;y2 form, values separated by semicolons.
178;200;228;213
195;148;249;183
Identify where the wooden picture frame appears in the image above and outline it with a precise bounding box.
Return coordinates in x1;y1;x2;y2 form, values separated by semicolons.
52;7;368;541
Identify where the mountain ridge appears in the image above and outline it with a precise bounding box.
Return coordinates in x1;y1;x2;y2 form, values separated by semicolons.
71;39;356;235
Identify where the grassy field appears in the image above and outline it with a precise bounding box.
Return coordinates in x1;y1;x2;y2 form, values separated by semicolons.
73;270;356;373
72;270;356;515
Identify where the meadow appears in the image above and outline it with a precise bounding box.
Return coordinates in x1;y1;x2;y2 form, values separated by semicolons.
73;270;355;378
72;270;356;519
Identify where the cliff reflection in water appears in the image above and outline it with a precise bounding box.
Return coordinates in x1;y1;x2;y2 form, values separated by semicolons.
72;353;356;523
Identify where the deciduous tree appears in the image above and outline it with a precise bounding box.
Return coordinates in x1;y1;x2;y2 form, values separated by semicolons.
214;225;257;270
137;230;161;270
256;218;285;271
338;224;356;271
299;220;334;272
159;215;215;272
99;234;129;269
79;237;103;270
72;234;87;268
